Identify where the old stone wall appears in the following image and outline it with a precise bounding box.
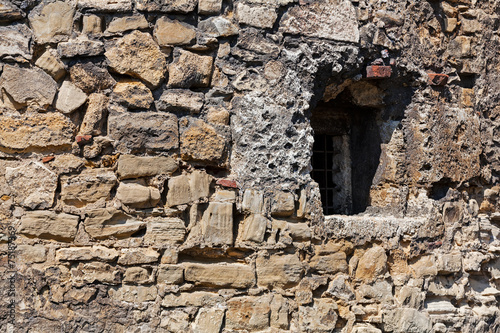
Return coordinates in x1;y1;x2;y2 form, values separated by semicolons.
1;0;500;332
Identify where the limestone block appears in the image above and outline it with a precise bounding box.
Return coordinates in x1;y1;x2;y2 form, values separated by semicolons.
168;49;214;88
77;0;133;12
51;154;85;174
238;214;268;242
226;295;272;331
279;0;359;43
108;111;179;153
82;15;103;34
256;254;303;288
0;25;32;61
299;299;338;332
166;170;211;206
55;80;87;114
154;18;196;46
144;218;186;245
117;154;177;179
0;1;23;22
287;223;311;240
425;299;457;314
160;310;190;331
352;324;382;333
162;291;223;307
242;189;265;214
189;169;212;201
180;118;227;165
115;180;161;208
193;308;225;333
358;281;394;303
56;246;119;262
410;255;438;278
157;265;184;284
57;38;104;58
35;49;66;81
396;286;424;309
236;3;277;29
6;162;57;209
117;248;160;265
109;285;157;302
200;202;233;245
1;65;57;108
60;168;117;207
64;287;97;304
325;274;355;301
155;89;204;113
16;244;47;263
105;30;167;88
198;0;222;14
271;191;295;217
464;251;489;272
355;246;387;281
212;190;236;202
199;16;239;38
19;211;79;242
69;62;116;93
123;267;151;284
84;208;146;239
28;1;75;43
207;107;230;125
436;253;462;274
382;308;432;333
184;263;255;288
488;257;500;280
310;252;348;274
72;262;122;285
136;0;197;13
79;93;108;136
112;79;153;109
106;15;149;33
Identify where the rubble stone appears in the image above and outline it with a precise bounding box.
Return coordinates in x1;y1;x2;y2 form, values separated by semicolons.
117;248;160;265
84;208;146;239
69;62;116;93
115;180;161;208
226;295;272;331
180;118;227;165
157;265;184;284
55;80;88;114
107;15;149;33
256;254;303;288
200;202;233;245
144;218;186;245
35;49;67;81
19;211;79;242
155;89;204;113
60;168;117;207
184;263;255;288
117;154;178;179
29;1;75;44
57;38;105;58
136;0;197;13
168;50;214;88
154;18;196;46
0;25;31;61
112;79;153;109
236;3;277;29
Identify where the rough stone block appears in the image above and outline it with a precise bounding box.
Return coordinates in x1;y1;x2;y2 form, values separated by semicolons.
410;255;437;278
355;246;387;281
136;0;197;13
166;170;211;206
198;0;222;14
106;15;149;33
16;244;47;263
310;252;348;274
242;189;265;214
299;299;338;332
168;50;214;88
19;211;79;242
108;111;179;153
109;285;157;302
123;267;151;284
271;191;295;217
199;16;239;38
144;218;186;245
0;1;23;22
155;89;204;113
84;208;146;239
55;80;88;114
238;214;268;242
184;263;255;288
69;62;116;93
6;161;58;209
117;154;177;179
57;38;105;58
60;168;117;207
105;30;167;88
236;3;277;29
72;262;122;285
162;291;223;307
0;25;32;61
77;0;133;12
287;223;311;240
35;49;66;81
381;308;432;333
180;118;227;165
200;202;233;245
29;1;75;43
154;18;196;46
116;179;161;208
193;308;225;333
226;295;272;331
436;253;462;274
256;254;303;288
112;79;153;109
117;248;160;265
56;246;118;262
82;15;103;34
157;265;184;284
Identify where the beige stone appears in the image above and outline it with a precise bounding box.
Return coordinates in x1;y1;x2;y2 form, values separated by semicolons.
84;208;146;239
166;170;211;206
226;295;272;331
107;15;149;33
193;308;225;333
64;287;97;304
271;191;295;217
29;1;75;43
77;0;133;11
207;107;230;125
168;50;214;88
287;223;311;240
69;62;116;93
0;1;23;22
6;161;58;209
157;265;184;284
444;17;457;32
184;263;255;288
349;81;385;108
117;154;177;179
299;299;338;332
56;246;119;262
325;274;355;301
162;291;223;308
117;248;160;265
35;49;66;81
116;180;161;208
60;168;117;207
57;37;105;58
355;246;387;281
199;16;239;38
144;218;186;245
242;189;265;214
109;285;157;302
212;190;236;202
382;308;432;333
105;30;167;88
51;154;85;174
19;211;79;242
136;0;197;12
55;80;88;114
238;214;268;242
0;25;32;61
189;169;212;201
236;3;277;29
72;262;122;285
359;280;393;303
156;89;204;113
180;118;227;164
154;18;196;46
160;310;190;331
16;244;47;263
410;255;438;278
200;202;233;245
436;253;462;274
123;267;151;284
198;0;222;14
462;18;482;34
310;252;348;274
82;15;103;34
256;254;303;288
79;93;108;136
352;324;382;333
112;79;153;109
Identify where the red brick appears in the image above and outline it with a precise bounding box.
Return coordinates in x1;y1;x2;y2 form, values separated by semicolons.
216;179;238;188
428;73;449;86
366;65;392;78
76;135;92;145
42;155;55;163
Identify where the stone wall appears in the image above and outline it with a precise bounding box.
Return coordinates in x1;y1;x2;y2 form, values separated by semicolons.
1;0;500;332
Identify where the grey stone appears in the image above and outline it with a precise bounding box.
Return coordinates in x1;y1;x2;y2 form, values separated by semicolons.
382;308;432;333
77;0;133;12
108;111;179;153
60;168;117;207
168;49;214;88
236;3;277;29
0;24;32;61
117;154;178;179
28;1;75;44
156;89;204;113
199;16;239;38
136;0;197;13
55;80;88;114
19;211;79;242
57;38;105;58
198;0;222;14
299;299;338;332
